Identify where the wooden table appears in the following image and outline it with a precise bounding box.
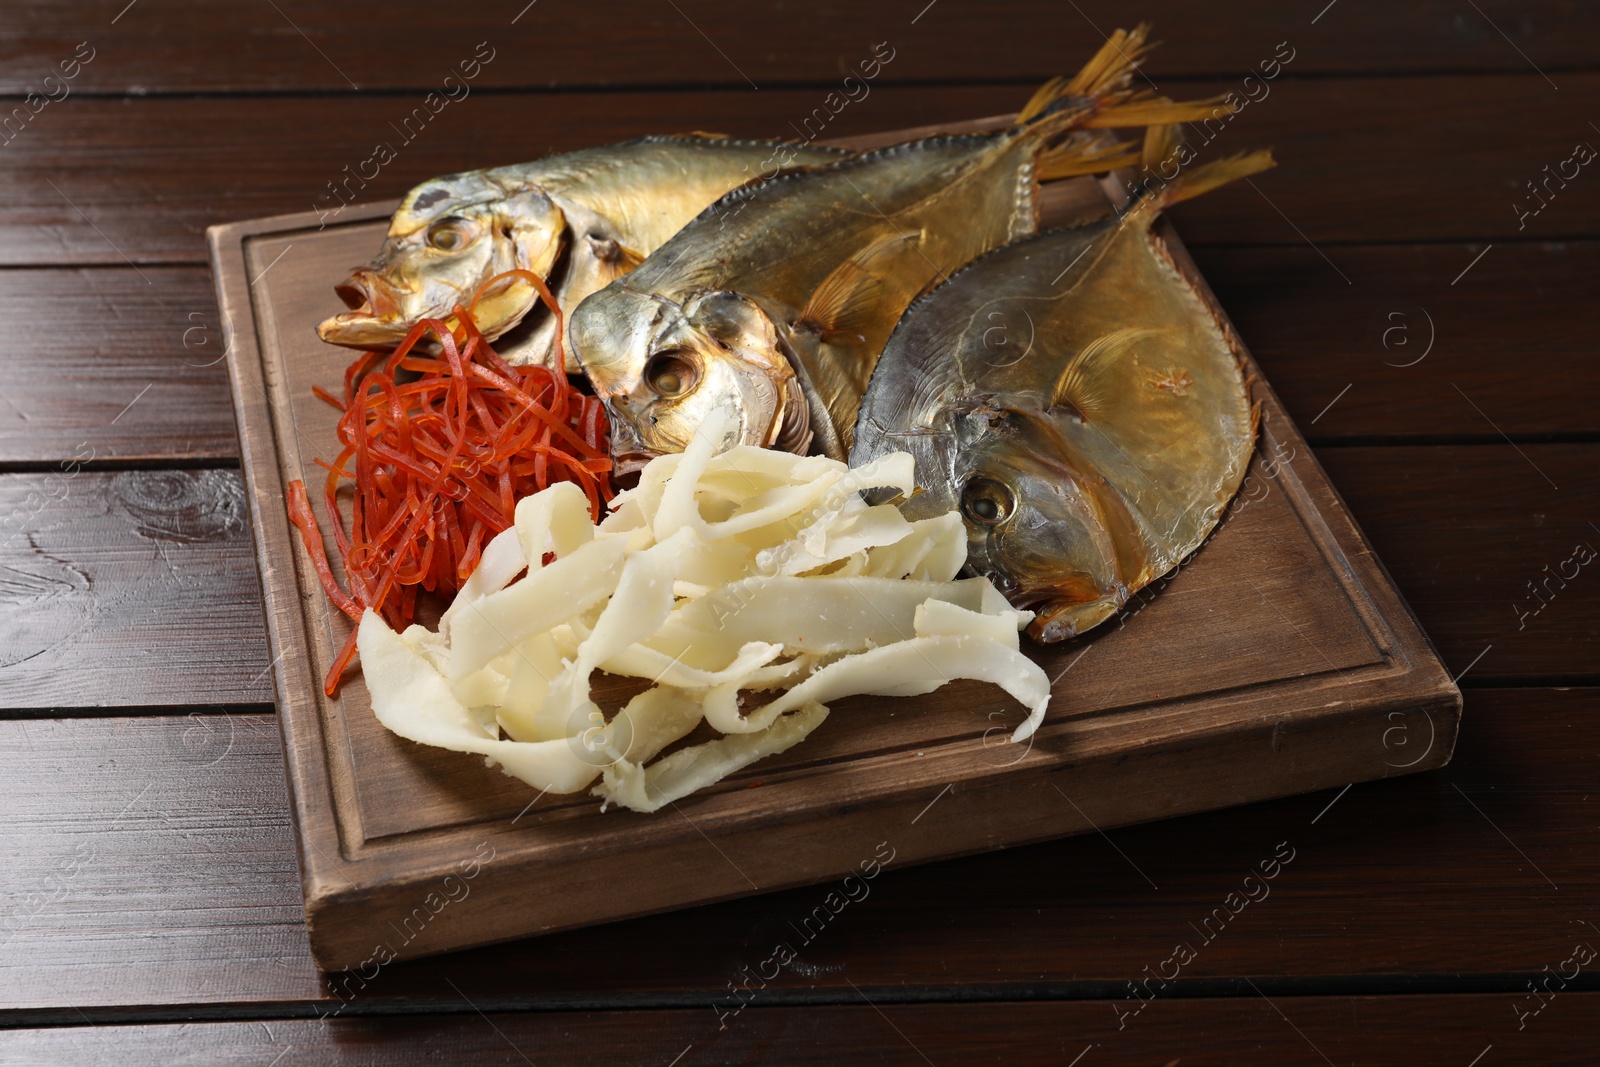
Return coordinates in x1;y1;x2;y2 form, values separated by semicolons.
1;2;1595;1062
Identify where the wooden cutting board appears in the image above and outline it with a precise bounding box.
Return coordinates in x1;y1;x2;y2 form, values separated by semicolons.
208;117;1460;972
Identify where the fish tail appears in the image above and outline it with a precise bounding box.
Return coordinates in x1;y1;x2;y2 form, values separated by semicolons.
1014;23;1227;132
1082;92;1238;130
1141;123;1185;173
1148;149;1276;211
1015;22;1155;125
1036;132;1142;182
1016;24;1229;176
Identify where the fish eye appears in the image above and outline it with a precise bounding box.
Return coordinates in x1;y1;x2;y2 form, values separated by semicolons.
645;351;698;399
961;477;1015;526
426;216;477;254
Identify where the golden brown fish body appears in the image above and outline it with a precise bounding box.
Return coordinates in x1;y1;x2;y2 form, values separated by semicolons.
571;130;1054;465
850;150;1274;642
317;136;849;370
570;25;1228;466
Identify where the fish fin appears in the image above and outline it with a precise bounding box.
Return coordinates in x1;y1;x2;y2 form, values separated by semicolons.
796;231;920;343
1149;149;1276;211
1082;91;1237;130
1049;327;1169;420
1037;133;1141;181
584;234;647;285
1141;123;1185;174
1014;23;1223;125
1016;22;1155;123
1013;24;1224;170
611;241;646;271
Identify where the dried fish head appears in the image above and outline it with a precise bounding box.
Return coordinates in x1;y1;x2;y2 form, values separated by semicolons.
886;402;1135;639
318;172;565;349
317;137;852;367
570;287;808;472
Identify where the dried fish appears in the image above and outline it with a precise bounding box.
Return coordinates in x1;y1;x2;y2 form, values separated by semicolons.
571;25;1228;469
851;138;1274;641
317;136;849;370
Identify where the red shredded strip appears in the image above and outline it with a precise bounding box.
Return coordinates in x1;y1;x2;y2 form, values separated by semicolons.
285;271;613;696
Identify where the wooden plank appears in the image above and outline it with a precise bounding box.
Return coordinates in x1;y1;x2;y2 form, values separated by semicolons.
0;267;238;464
1192;240;1600;441
0;689;1587;1013
3;243;1593;468
0;445;1589;709
4;1;1595;95
0;470;271;707
2;74;1597;265
1321;445;1600;681
3;994;1598;1065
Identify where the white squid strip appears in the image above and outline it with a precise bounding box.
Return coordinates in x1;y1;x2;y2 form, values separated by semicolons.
361;611;604;795
611;685;709;767
446;525;524;615
595;703;829;813
914;597;1027;649
704;634;1050;742
599;640;785;690
513;479;595;567
448;536;626;692
540;529;693;729
653;575;998;658
496;630;565;741
758;504;911;577
862;510;967;582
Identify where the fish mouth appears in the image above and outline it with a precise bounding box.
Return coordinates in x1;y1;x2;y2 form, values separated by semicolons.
972;563;1123;641
611;451;658;480
605;410;660;478
317;312;413;348
316;270;414;348
1022;584;1128;643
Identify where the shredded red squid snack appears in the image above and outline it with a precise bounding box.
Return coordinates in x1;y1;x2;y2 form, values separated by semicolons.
288;270;612;696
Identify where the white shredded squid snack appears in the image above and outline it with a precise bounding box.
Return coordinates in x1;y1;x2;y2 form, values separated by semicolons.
358;415;1050;813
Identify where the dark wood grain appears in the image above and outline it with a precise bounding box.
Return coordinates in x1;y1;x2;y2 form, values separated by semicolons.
4;994;1599;1066
0;689;1588;1014
3;74;1597;266
0;470;270;707
0;267;238;464
1323;445;1600;681
1193;240;1600;442
4;0;1595;96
